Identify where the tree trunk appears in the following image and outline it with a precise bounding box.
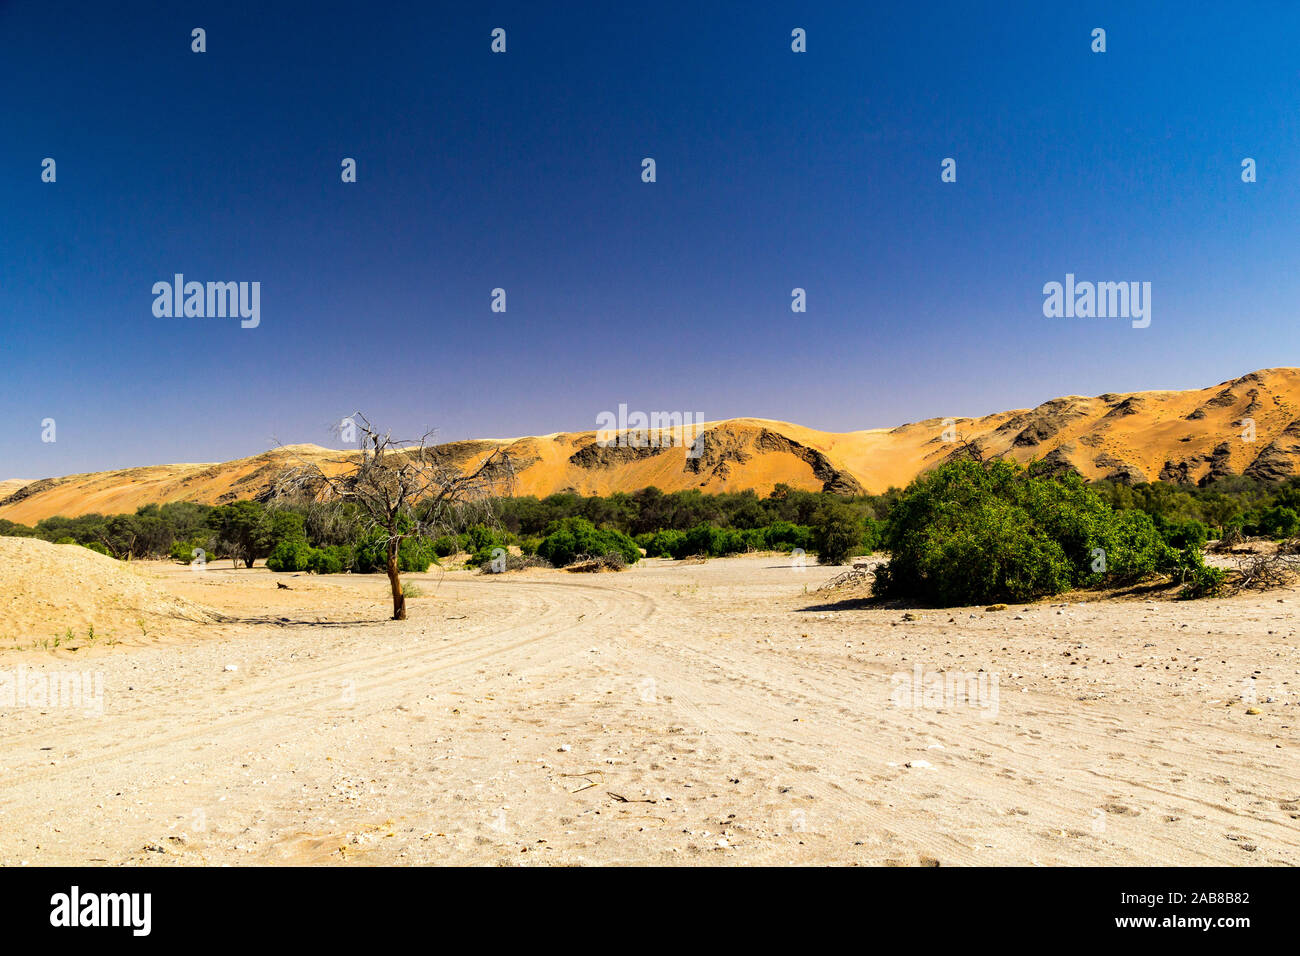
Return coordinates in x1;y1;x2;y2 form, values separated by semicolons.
387;538;406;620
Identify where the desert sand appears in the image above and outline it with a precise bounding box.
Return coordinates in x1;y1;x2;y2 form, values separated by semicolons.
1;546;1297;866
5;367;1300;525
0;538;217;645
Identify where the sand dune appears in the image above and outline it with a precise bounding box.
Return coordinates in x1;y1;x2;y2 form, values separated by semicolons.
0;538;218;647
3;368;1298;524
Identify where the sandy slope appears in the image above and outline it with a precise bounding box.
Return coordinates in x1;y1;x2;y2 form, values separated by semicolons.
0;480;31;500
5;368;1300;525
0;538;217;647
1;555;1296;866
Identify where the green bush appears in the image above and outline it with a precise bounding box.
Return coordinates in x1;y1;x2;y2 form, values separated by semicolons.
714;527;747;556
464;525;502;553
1177;548;1226;599
266;539;315;573
873;460;1177;606
642;529;685;558
641;523;802;559
764;521;811;552
1260;506;1300;540
860;515;882;553
466;545;507;568
267;510;307;548
169;539;211;564
1155;516;1210;551
810;502;863;565
537;518;640;567
431;535;459;557
681;523;724;558
352;534;437;573
267;540;357;575
1092;510;1178;586
401;537;437;572
307;545;351;575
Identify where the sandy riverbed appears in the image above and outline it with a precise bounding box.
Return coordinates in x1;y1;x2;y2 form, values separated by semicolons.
1;553;1297;865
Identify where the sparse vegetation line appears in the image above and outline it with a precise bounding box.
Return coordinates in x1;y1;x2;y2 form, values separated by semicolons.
7;463;1300;605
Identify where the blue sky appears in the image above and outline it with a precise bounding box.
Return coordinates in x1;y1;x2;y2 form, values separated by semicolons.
2;1;1298;476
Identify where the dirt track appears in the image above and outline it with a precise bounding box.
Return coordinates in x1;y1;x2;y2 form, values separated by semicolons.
1;555;1298;865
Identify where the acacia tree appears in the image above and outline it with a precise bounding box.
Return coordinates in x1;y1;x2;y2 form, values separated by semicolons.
272;414;513;620
216;500;271;568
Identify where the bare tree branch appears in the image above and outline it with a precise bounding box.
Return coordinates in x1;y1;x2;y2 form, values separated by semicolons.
269;414;515;619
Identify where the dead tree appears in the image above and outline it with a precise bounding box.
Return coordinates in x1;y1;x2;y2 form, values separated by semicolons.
1233;551;1300;592
272;414;514;620
953;431;986;464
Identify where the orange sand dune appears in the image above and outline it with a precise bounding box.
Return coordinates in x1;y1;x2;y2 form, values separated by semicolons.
3;368;1298;524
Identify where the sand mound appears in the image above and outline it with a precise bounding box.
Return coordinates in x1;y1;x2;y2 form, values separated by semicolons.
0;537;218;646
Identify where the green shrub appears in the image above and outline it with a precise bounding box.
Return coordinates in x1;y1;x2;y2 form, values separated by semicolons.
392;535;434;572
873;459;1177;606
1092;510;1179;585
1155;516;1210;551
463;528;524;566
642;529;685;558
714;527;747;556
1260;506;1300;540
537;518;640;566
465;525;503;552
1177;548;1226;599
466;545;507;568
352;534;437;573
398;537;437;572
681;523;723;558
536;526;577;566
169;539;213;564
269;541;351;575
307;545;351;575
266;539;314;573
267;510;307;548
763;521;809;552
810;502;863;566
860;515;881;553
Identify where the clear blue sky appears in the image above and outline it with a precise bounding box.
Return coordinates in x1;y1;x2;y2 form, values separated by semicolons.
2;1;1298;477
